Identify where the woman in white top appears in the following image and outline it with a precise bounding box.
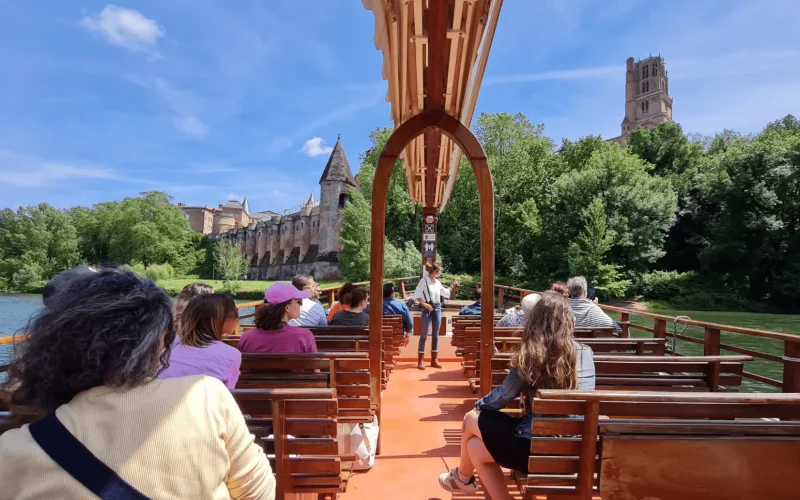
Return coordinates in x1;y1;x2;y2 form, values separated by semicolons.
413;262;459;370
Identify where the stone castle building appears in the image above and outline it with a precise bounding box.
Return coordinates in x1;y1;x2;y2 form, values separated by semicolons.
179;137;358;280
609;56;673;145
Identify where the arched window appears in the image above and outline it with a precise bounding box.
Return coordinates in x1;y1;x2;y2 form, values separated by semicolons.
641;81;649;93
645;101;649;112
338;193;348;208
653;64;658;76
642;102;645;113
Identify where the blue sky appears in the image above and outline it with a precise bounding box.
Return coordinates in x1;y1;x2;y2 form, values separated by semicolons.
1;0;799;212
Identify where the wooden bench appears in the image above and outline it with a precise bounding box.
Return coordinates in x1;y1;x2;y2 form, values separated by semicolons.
478;354;752;394
237;352;374;424
522;390;800;500
233;388;345;499
308;326;396;385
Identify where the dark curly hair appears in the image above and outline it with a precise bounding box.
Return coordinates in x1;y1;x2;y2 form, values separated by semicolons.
4;267;175;412
254;300;292;331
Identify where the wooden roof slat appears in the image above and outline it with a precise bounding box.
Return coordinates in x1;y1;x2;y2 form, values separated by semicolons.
364;0;502;208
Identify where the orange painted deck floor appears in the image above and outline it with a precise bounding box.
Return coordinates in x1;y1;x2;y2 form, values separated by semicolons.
340;353;522;500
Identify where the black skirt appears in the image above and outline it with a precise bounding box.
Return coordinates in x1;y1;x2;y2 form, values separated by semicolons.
477;410;530;473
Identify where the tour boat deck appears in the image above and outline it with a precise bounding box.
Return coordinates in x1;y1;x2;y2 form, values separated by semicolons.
342;338;522;499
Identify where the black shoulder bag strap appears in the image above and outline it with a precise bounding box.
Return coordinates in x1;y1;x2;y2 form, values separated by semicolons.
29;413;151;500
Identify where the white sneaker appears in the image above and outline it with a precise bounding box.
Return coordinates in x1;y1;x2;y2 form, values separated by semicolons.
439;467;480;494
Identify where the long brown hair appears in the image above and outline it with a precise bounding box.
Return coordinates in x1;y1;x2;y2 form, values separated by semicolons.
550;281;570;299
179;294;238;347
175;283;214;333
511;291;577;389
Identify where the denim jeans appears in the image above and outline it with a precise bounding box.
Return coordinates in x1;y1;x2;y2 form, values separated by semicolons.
418;305;442;353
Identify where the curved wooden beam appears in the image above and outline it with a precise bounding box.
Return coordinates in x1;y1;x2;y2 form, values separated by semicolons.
369;110;496;416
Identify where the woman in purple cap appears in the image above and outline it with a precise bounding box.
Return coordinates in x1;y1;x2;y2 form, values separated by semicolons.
239;282;318;354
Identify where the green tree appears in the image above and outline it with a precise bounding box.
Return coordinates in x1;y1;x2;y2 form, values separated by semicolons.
355;127;421;248
0;204;81;291
698;115;800;309
541;143;678;280
338;186;423;282
567;198;631;298
214;238;247;292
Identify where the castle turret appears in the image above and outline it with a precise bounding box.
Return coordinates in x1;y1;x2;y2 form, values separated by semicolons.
318;136;357;256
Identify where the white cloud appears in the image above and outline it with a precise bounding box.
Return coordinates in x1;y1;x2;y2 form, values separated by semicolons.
80;5;164;57
175;116;208;138
300;137;334;157
0;150;118;187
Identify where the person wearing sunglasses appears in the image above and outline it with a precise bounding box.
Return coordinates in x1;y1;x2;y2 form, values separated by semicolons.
239;282;318;354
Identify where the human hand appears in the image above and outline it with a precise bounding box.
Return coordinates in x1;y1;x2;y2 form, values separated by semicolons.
423;303;433;313
592;297;599;304
403;335;410;347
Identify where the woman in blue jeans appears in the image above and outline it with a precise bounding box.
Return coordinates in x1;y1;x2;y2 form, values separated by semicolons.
413;262;458;370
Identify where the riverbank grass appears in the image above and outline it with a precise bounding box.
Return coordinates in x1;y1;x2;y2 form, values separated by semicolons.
158;278;343;299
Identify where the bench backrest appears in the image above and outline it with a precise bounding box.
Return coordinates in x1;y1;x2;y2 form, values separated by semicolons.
527;390;800;500
486;355;751;392
233;388;342;498
237;352;373;423
493;337;666;356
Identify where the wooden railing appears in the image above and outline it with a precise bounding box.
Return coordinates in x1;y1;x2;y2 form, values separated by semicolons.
493;283;800;393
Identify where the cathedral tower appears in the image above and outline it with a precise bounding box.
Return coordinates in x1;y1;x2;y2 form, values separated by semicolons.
318;136;358;256
613;56;673;145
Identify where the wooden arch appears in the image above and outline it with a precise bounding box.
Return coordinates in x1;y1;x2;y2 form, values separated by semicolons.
368;110;496;417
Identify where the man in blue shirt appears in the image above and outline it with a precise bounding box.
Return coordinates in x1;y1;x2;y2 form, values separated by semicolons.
365;283;413;345
459;288;482;316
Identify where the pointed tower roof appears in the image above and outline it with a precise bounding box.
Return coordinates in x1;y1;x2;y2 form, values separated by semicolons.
242;197;251;215
318;135;357;186
306;192;316;205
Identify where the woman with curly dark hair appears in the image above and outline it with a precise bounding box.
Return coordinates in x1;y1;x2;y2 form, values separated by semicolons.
0;267;275;499
239;282;318;354
550;281;570;299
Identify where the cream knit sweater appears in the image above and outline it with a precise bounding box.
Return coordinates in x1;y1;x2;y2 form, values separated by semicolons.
0;375;275;500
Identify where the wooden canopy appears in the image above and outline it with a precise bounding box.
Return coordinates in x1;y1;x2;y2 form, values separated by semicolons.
363;0;503;209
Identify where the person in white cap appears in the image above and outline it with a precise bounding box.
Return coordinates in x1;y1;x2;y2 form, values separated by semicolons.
496;292;541;328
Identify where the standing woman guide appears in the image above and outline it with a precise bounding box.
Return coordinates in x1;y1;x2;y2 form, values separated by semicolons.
413;262;459;370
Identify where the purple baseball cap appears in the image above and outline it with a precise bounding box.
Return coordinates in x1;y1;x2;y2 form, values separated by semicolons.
265;282;310;304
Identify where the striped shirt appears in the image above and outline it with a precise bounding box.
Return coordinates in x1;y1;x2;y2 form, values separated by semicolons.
569;298;621;332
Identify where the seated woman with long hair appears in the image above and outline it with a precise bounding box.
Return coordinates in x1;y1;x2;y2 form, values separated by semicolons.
438;291;595;499
174;282;214;333
0;267;274;499
159;293;242;389
330;287;369;326
240;282;318;354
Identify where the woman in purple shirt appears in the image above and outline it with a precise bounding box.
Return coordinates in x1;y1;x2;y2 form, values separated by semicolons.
160;294;242;389
240;282;318;354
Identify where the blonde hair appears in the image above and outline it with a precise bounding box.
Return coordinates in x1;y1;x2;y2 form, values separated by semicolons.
511;291;577;389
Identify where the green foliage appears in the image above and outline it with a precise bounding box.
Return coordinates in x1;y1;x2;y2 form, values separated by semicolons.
355;127;421;248
213;238;247;293
0;203;81;291
143;263;175;282
567;198;631;298
338;187;422;282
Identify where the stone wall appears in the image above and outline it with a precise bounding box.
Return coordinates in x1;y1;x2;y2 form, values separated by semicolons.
249;259;340;281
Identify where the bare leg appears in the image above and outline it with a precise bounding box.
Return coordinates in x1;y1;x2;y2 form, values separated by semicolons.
467;437;512;500
458;409;481;476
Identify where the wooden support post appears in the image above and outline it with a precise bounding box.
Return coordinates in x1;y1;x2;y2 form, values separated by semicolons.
783;342;800;393
704;327;721;356
620;312;630;338
272;400;288;498
496;287;505;310
399;279;407;298
654;318;667;339
577;400;600;498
